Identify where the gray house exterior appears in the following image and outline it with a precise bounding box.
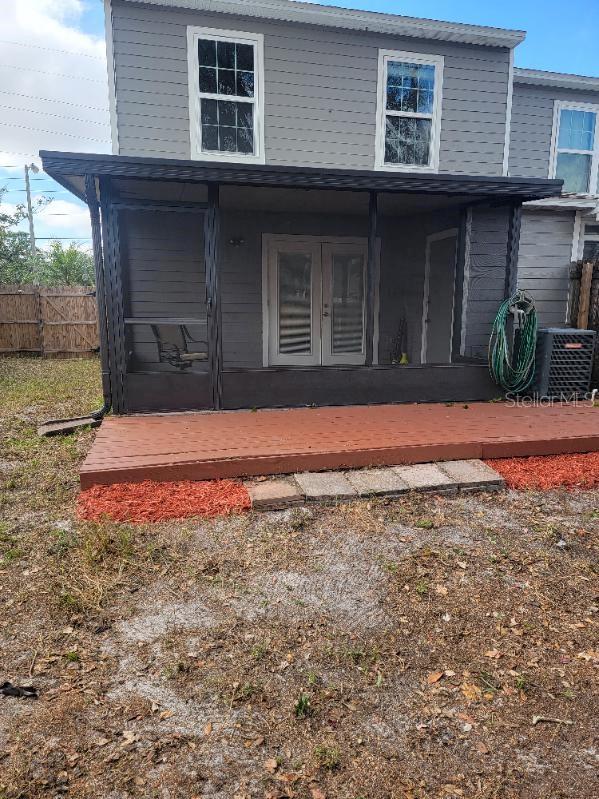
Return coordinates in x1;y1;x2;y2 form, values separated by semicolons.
41;0;569;414
510;69;599;327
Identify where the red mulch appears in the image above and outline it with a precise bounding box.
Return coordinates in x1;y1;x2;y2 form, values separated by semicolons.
77;479;251;523
486;452;599;490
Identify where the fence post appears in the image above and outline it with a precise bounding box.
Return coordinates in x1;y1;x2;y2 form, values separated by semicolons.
35;288;44;357
577;262;593;330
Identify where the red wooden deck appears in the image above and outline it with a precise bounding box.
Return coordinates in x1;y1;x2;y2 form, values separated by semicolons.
80;401;599;488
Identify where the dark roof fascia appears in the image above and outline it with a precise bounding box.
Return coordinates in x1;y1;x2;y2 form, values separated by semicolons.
40;151;563;202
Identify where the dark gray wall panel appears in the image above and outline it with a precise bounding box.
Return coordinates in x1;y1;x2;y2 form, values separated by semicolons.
222;364;498;409
111;0;510;175
124;372;211;411
517;209;573;327
462;205;510;359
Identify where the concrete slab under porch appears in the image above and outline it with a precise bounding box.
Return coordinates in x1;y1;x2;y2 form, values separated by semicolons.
79;401;599;488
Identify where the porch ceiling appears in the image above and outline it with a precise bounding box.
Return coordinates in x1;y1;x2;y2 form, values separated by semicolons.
40;150;563;205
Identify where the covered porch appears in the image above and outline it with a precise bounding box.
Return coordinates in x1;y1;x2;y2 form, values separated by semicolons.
41;151;562;414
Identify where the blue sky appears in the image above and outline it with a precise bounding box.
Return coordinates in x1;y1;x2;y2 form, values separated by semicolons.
1;0;598;249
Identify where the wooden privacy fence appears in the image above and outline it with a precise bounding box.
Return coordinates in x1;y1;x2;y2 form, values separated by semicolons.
0;285;99;357
568;260;599;387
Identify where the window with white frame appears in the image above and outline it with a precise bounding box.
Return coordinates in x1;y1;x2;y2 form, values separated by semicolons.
376;50;443;171
551;103;599;194
582;222;599;260
187;27;264;163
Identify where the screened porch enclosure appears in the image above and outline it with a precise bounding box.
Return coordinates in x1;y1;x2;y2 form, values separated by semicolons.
103;180;513;413
40;150;561;415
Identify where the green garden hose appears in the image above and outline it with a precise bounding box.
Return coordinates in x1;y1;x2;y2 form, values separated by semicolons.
489;289;537;394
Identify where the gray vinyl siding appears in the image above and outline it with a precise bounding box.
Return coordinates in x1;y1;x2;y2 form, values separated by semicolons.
509;83;599;179
111;0;510;175
516;210;573;327
462;205;510;359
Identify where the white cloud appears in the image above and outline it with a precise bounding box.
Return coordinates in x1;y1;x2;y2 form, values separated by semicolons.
36;198;91;238
0;0;111;167
0;0;110;245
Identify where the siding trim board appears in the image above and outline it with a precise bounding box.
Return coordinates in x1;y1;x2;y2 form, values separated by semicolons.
502;48;514;176
104;0;120;154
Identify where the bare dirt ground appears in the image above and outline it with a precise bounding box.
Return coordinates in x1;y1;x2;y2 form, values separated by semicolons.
0;356;598;799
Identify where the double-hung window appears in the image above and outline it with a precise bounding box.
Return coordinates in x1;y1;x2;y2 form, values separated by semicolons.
550;102;599;194
187;27;265;163
375;50;443;172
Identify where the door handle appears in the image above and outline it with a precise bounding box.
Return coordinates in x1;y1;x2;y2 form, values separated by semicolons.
322;311;330;317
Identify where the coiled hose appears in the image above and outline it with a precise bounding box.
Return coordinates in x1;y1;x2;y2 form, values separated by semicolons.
489;289;537;394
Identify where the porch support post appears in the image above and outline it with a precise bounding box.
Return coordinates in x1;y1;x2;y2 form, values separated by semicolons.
504;201;522;299
205;182;223;410
365;190;378;366
451;204;472;362
98;175;126;413
84;173;112;410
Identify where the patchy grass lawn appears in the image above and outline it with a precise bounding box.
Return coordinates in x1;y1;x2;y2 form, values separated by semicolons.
0;355;598;799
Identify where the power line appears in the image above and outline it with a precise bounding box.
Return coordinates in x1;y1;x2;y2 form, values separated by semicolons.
0;152;46;160
8;189;73;194
0;121;109;143
2;177;64;181
0;104;108;127
0;39;104;60
0;63;105;83
0;89;107;113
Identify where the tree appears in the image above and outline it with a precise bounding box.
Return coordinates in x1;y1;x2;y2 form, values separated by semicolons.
0;188;38;283
37;241;95;286
0;187;94;286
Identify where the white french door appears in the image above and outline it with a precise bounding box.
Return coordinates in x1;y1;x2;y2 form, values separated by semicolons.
265;235;371;367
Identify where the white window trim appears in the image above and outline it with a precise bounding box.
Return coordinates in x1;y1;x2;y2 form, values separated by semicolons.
187;25;265;165
581;219;599;256
375;49;443;173
549;100;599;195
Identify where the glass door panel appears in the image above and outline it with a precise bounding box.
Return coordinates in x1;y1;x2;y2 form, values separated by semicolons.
322;243;367;365
267;240;321;365
278;252;313;355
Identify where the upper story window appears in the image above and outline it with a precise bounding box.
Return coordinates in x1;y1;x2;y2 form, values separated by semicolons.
551;102;599;194
187;26;265;164
375;50;443;172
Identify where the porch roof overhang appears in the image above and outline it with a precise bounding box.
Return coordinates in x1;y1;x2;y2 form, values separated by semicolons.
40;150;563;205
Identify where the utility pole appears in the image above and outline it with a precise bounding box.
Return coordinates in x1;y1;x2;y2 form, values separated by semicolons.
24;162;39;257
